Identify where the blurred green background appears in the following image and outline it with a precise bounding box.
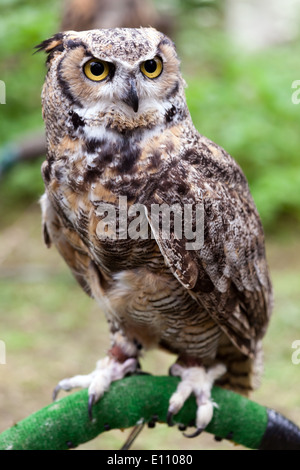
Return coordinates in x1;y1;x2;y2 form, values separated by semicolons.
0;0;299;450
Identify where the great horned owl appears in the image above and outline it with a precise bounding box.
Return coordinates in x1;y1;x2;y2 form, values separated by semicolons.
37;28;272;436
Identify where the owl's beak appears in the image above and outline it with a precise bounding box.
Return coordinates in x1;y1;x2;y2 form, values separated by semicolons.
122;78;139;113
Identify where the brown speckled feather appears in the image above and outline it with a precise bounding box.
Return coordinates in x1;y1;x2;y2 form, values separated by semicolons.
140;132;272;357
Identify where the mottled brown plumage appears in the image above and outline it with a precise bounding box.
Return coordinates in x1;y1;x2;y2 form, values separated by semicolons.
38;28;272;433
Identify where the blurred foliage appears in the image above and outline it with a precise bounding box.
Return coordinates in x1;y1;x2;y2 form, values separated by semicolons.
0;0;61;140
181;33;300;231
0;0;61;226
0;0;300;234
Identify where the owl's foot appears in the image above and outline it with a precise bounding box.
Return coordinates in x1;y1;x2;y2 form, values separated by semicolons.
53;355;137;419
167;362;226;437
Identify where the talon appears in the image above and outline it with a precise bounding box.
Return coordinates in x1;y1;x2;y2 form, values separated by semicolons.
148;414;158;428
88;393;96;421
178;423;187;431
53;385;61;401
183;427;203;438
167;411;174;427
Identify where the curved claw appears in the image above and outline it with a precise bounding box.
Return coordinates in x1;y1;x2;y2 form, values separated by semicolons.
183;427;203;438
178;423;187;431
167;411;174;427
88;393;96;421
52;385;61;402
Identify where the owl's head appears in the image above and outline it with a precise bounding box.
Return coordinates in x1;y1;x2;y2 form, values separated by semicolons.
37;28;188;135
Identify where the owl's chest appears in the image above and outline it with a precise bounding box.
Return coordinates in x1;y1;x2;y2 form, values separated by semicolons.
95;266;218;356
48;167;164;276
45;130;172;275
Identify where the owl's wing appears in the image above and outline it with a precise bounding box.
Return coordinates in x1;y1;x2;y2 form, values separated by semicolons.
40;193;93;297
140;139;272;357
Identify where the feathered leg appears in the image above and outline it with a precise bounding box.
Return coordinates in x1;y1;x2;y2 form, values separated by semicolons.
167;360;226;437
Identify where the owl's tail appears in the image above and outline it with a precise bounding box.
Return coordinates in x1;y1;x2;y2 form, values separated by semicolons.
215;338;264;395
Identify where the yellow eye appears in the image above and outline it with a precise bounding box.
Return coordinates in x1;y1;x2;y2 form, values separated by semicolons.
83;59;110;82
140;56;163;79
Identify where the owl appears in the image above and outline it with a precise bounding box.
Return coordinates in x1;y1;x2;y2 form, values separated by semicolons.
37;28;272;437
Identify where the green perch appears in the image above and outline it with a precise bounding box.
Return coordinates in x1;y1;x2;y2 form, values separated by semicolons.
0;375;299;450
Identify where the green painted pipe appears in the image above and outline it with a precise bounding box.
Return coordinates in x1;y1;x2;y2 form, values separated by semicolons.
0;375;299;450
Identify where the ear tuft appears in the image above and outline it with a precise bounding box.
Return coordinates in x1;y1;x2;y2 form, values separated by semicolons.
34;33;64;62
